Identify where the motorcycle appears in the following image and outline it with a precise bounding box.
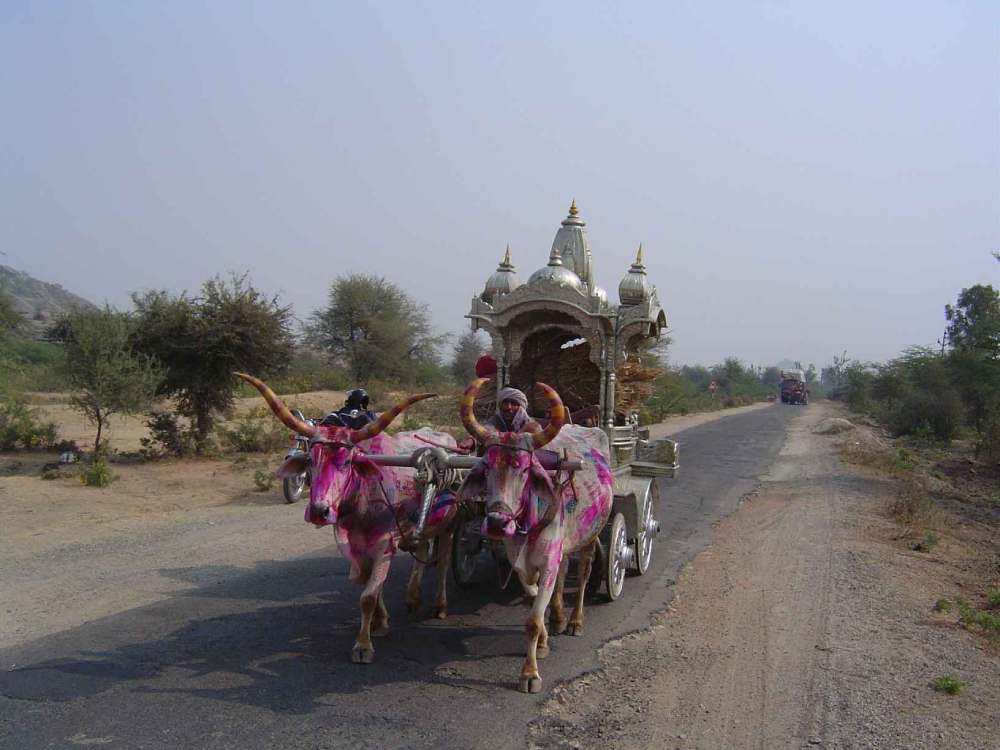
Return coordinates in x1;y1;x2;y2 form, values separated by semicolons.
282;409;314;503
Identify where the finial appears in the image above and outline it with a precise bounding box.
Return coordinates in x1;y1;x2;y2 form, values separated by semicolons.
503;244;511;265
568;198;578;217
635;243;643;266
548;247;564;266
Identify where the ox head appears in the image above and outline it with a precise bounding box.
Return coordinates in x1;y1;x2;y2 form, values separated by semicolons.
457;378;567;539
234;372;434;526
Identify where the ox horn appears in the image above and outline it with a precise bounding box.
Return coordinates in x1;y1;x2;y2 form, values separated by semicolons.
531;381;567;448
459;378;496;444
234;372;317;438
349;393;436;443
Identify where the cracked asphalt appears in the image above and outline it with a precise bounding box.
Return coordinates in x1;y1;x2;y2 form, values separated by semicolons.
0;404;793;749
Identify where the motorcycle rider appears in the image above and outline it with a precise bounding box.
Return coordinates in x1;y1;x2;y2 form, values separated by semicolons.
321;388;377;430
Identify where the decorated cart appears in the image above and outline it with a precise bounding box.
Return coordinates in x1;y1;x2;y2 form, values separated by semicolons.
449;201;680;599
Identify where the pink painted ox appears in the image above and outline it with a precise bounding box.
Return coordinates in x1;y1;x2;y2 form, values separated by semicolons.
457;378;614;693
235;373;460;664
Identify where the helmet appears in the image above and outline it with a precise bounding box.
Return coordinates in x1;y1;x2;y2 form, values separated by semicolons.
345;388;370;411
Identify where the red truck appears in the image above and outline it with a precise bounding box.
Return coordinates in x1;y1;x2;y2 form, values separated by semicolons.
779;369;809;405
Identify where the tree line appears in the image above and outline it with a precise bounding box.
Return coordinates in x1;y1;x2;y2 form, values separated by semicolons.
0;272;487;457
823;262;999;460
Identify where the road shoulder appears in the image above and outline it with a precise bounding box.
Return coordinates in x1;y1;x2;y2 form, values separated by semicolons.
528;402;999;750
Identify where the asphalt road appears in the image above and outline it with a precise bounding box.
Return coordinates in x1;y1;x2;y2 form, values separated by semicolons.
0;405;794;750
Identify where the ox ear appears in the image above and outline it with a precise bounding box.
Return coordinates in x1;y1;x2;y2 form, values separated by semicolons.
457;459;487;503
276;455;309;478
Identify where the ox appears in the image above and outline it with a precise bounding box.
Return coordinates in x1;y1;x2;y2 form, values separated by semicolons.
457;378;614;693
235;373;459;664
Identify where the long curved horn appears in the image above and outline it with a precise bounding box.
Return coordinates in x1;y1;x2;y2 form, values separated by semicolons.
460;378;494;444
531;381;567;448
349;393;436;443
234;372;317;438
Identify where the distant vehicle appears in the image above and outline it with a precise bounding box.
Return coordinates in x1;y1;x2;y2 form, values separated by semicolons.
779;369;809;405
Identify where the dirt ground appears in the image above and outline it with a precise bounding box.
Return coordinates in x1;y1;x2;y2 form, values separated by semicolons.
529;402;1000;750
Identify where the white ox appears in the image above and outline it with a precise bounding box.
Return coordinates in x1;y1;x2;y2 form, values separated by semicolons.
457;378;614;693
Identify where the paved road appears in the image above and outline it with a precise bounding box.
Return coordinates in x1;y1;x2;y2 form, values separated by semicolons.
0;405;794;749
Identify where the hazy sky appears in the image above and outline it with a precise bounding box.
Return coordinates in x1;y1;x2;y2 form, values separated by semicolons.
2;1;997;368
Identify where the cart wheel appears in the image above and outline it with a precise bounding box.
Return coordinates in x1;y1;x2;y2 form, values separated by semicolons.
603;513;629;601
635;481;659;575
451;519;482;589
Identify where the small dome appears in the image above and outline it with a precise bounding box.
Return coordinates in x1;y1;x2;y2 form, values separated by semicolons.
618;244;654;306
592;285;609;306
481;245;520;303
528;247;585;293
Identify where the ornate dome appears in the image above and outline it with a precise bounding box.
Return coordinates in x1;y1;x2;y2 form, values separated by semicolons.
550;199;594;291
618;244;654;306
481;245;521;303
527;247;585;293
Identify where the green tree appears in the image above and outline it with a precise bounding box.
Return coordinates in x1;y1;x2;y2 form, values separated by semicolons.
62;307;162;456
307;274;443;383
0;285;22;334
944;285;1000;456
131;274;294;452
450;330;485;383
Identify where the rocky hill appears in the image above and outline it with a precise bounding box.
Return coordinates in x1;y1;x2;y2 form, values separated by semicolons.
0;265;96;337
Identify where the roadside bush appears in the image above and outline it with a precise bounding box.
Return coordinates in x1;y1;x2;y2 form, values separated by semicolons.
932;676;964;695
886;388;963;441
253;465;275;492
80;457;116;487
0;396;58;450
218;407;289;453
140;411;196;457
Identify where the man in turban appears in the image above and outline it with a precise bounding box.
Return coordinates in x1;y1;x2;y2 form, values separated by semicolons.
487;387;541;434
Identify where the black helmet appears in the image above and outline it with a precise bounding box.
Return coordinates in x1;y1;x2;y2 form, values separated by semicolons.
345;388;370;411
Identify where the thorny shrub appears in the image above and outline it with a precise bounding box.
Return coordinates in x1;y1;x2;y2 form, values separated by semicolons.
0;396;58;451
140;411;196;457
80;457;116;488
217;407;289;453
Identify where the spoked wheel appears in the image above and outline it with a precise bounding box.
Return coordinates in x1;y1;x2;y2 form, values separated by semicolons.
602;513;630;601
451;518;483;589
283;472;307;503
635;481;659;575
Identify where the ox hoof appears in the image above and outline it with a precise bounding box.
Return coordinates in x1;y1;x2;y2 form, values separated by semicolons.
431;605;448;620
536;643;550;659
565;622;584;637
549;618;567;635
519;676;543;694
351;645;375;664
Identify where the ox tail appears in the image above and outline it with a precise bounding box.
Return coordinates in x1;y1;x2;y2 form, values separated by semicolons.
233;372;317;438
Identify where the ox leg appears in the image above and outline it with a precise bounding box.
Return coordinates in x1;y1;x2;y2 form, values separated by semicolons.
566;542;595;636
431;529;452;620
520;559;560;693
405;541;428;616
372;589;390;636
548;557;569;636
352;554;391;664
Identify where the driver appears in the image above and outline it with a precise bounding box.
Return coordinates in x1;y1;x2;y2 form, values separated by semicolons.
487;387;541;435
320;388;377;430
